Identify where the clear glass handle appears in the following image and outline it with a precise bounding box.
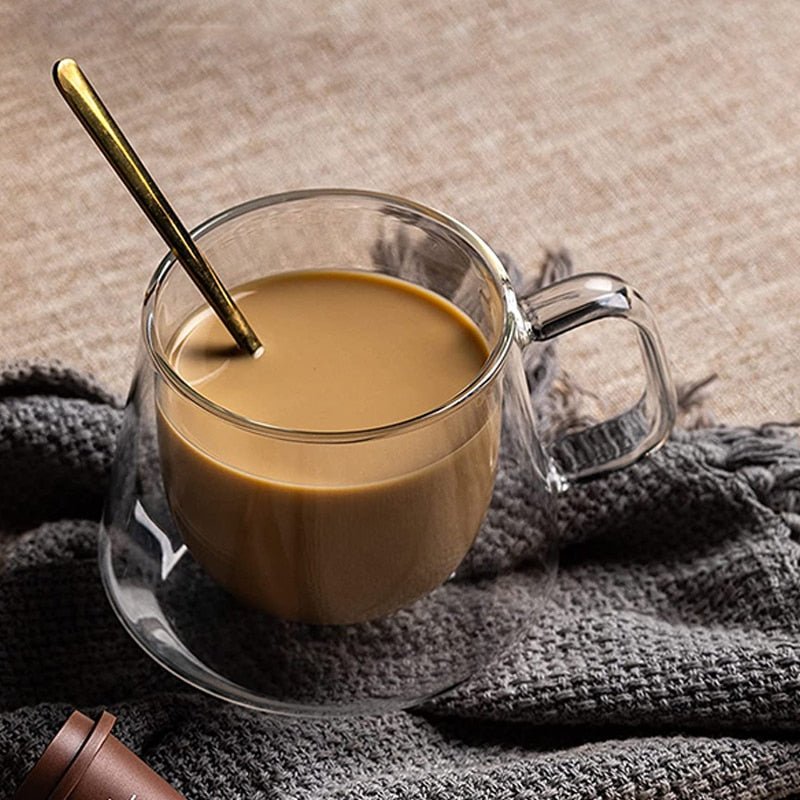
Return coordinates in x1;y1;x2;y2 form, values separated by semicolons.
518;272;677;484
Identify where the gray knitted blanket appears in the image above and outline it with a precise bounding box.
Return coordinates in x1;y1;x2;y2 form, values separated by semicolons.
2;277;800;797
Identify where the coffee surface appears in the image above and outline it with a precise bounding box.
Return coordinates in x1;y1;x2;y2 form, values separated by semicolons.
169;269;489;431
158;270;500;624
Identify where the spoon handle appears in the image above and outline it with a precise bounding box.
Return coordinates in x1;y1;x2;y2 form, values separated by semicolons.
53;58;262;356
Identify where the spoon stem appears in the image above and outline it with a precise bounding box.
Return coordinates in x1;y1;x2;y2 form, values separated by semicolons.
53;58;263;356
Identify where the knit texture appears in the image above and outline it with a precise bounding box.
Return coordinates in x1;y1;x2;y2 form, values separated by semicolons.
2;266;800;798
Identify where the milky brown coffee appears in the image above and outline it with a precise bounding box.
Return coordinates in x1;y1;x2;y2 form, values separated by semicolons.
156;269;501;624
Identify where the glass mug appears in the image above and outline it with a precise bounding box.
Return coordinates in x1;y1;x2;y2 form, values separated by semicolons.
100;189;675;715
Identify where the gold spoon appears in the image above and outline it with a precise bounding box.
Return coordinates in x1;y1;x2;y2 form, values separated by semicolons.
53;58;263;356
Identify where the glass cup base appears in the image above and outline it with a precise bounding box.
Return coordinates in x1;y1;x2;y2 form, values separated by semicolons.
99;492;551;716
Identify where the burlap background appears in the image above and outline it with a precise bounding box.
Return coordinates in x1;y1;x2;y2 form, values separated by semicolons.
1;1;798;423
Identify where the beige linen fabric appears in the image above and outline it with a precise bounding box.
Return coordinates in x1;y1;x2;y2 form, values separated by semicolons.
0;0;798;424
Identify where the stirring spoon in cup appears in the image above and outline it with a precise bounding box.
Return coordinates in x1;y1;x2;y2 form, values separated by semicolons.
53;58;263;356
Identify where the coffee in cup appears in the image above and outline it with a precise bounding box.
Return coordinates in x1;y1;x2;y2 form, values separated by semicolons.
156;269;501;624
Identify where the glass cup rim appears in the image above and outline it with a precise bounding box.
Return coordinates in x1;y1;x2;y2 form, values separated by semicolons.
143;188;517;442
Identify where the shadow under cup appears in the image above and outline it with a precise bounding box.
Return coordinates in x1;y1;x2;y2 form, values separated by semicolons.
100;190;558;715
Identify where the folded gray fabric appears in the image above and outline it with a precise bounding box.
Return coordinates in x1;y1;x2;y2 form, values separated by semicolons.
2;280;800;797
